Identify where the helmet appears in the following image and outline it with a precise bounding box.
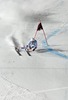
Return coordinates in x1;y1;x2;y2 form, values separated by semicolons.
31;38;35;41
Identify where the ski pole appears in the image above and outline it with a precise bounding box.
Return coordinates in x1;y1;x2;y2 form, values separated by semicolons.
43;28;48;46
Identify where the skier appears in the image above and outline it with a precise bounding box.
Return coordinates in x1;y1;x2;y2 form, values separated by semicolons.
12;22;48;56
25;38;37;52
20;38;37;56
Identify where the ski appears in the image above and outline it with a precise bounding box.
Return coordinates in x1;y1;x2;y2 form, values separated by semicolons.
15;47;22;56
26;50;31;56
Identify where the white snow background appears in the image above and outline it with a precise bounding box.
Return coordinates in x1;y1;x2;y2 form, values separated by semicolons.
0;0;68;100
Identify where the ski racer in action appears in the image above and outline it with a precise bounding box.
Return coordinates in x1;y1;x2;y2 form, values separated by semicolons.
12;22;48;56
21;38;37;56
25;38;37;51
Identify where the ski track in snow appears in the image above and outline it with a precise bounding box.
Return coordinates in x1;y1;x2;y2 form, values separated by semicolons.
47;25;68;40
0;76;47;100
42;25;68;59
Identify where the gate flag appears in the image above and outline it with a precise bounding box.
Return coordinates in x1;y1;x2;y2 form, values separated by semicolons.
37;22;43;31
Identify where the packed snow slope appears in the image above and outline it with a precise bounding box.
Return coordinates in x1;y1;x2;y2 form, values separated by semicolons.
0;0;68;100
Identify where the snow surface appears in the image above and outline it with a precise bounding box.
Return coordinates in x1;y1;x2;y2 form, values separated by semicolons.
0;0;68;100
